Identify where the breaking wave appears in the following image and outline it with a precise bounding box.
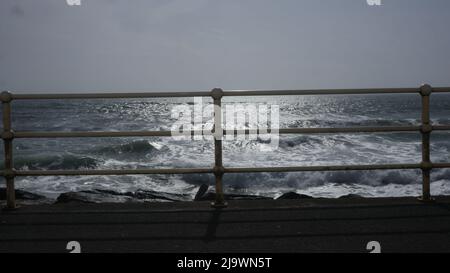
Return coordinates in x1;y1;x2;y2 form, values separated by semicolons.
15;154;99;170
91;140;164;156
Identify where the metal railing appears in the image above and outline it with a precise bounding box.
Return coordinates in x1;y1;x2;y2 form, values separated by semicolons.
2;84;450;209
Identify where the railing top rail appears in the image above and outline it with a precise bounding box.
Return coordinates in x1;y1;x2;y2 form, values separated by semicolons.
224;87;450;96
4;87;450;101
9;91;212;100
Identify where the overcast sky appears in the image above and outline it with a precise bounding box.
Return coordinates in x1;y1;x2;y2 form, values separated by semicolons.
0;0;449;93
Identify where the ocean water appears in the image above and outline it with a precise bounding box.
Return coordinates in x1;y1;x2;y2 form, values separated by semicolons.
1;93;450;200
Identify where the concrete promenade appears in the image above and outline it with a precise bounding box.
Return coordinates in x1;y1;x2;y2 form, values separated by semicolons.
1;197;450;253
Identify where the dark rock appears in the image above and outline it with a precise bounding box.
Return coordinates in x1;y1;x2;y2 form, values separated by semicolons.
87;189;122;196
227;194;272;200
0;188;46;201
55;188;191;204
193;184;272;201
55;190;133;204
129;189;190;202
195;191;272;201
338;194;363;199
194;184;209;201
276;192;314;200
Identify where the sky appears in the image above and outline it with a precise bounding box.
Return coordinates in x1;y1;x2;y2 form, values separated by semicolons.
0;0;449;93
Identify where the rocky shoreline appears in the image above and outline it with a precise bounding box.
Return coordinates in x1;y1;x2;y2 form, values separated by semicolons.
0;185;363;205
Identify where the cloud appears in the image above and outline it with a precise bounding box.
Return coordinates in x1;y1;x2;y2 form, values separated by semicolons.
11;3;25;17
150;0;209;20
114;0;209;30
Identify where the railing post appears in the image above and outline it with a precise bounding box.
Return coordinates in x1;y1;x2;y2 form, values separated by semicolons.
418;84;433;202
211;88;227;208
1;91;16;209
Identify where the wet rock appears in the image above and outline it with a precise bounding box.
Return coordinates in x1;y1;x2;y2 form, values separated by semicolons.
55;190;133;204
194;186;272;201
128;189;190;202
338;194;363;199
55;189;191;204
197;193;272;201
276;192;314;200
0;188;46;201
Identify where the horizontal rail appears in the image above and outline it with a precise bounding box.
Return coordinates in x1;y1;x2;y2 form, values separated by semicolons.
2;162;450;177
13;125;450;139
278;126;422;134
224;88;419;96
11;91;211;100
14;168;212;176
433;125;450;131
225;163;422;173
14;131;183;138
7;87;450;101
432;87;450;93
432;163;450;169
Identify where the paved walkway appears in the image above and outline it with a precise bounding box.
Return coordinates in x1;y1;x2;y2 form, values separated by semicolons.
1;197;450;252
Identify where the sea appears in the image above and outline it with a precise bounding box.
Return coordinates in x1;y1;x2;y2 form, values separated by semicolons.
1;93;450;200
